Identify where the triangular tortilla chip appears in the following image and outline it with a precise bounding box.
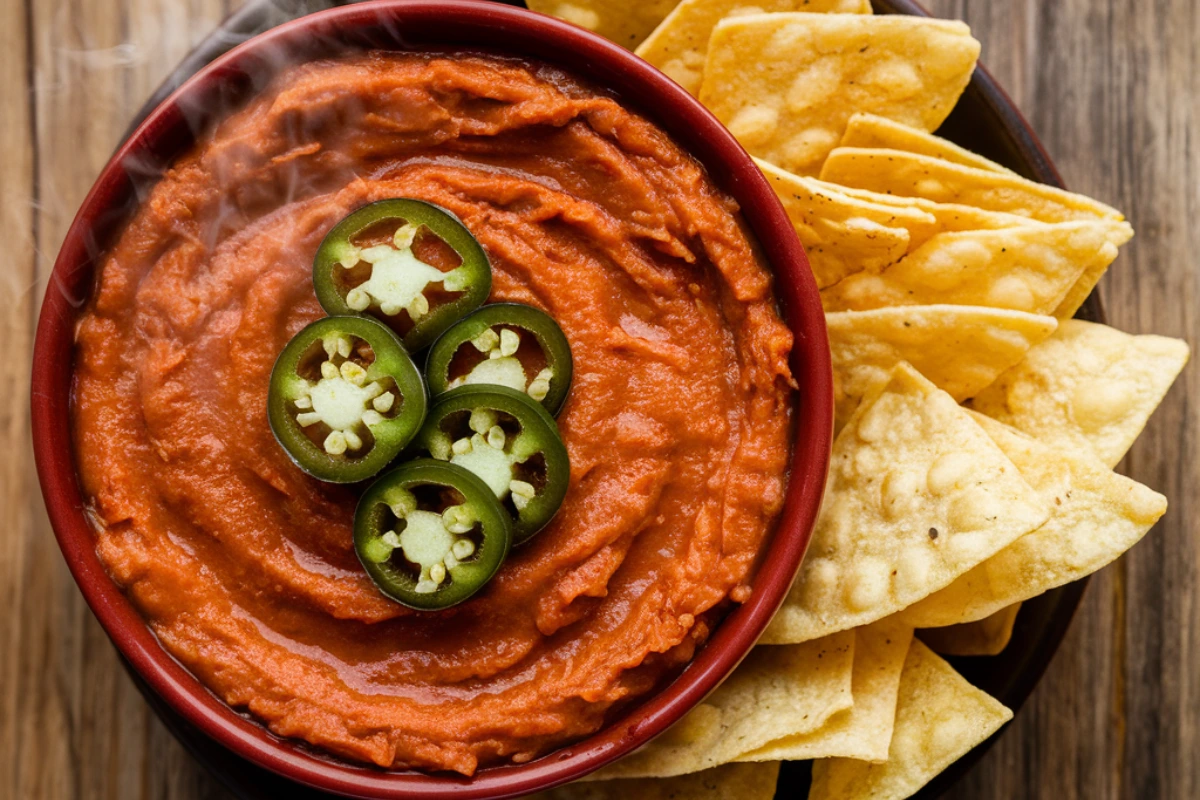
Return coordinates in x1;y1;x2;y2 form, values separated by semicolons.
760;363;1049;644
525;0;679;48
756;158;937;287
968;320;1190;467
839;112;1016;175
827;305;1059;426
586;632;854;779
820;146;1127;223
911;204;1044;235
635;0;871;96
901;415;1167;628
1052;242;1131;319
739;621;913;763
821;222;1117;316
918;603;1021;657
529;762;781;800
700;15;979;175
827;182;1047;247
809;640;1013;800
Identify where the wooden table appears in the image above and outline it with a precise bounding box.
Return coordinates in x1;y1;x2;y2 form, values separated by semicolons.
2;1;1195;797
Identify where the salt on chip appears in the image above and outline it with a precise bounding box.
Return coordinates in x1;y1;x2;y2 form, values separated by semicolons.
918;603;1021;657
528;762;781;800
839;112;1016;175
809;640;1013;800
760;363;1048;645
756;158;937;287
700;14;980;175
820;221;1116;316
968;319;1190;468
586;632;854;779
636;0;871;96
827;305;1058;427
902;414;1168;628
820;147;1129;226
525;0;680;48
740;621;913;763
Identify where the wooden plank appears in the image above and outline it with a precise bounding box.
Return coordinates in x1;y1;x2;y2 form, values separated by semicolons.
21;0;140;793
0;0;40;799
17;0;236;798
926;2;1199;799
1096;1;1198;797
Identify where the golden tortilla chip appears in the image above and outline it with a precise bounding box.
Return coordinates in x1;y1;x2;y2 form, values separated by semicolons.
839;112;1016;175
1052;244;1131;319
918;603;1021;657
760;363;1048;645
586;632;854;779
636;0;871;96
809;640;1013;800
739;621;913;763
529;762;781;800
821;222;1117;316
700;15;979;175
525;0;680;48
829;183;1045;247
902;415;1168;628
968;320;1190;467
756;158;937;287
820;146;1128;224
912;204;1043;235
827;305;1059;427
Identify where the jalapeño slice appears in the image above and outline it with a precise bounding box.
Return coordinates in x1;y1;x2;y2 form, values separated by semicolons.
268;316;427;484
412;385;569;544
313;198;492;352
354;459;512;610
425;303;573;416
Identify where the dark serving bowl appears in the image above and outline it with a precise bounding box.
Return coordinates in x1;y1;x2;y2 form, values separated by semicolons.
29;1;834;798
109;1;1103;799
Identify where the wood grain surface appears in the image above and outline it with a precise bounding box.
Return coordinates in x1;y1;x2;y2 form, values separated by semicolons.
1;0;1195;798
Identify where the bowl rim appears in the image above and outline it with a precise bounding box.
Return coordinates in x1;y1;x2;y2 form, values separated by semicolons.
29;1;834;798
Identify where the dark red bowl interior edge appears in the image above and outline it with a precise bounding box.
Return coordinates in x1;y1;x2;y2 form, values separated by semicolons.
28;2;834;799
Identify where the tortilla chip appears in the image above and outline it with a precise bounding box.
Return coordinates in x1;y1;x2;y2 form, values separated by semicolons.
756;158;937;287
525;0;680;48
636;0;871;96
911;204;1044;235
587;632;854;779
700;15;979;175
740;621;913;763
839;112;1016;175
760;363;1048;644
968;320;1190;467
829;183;1045;246
809;640;1013;800
919;603;1021;657
820;146;1128;224
821;222;1117;316
1052;245;1129;319
529;762;781;800
902;415;1168;628
827;305;1059;426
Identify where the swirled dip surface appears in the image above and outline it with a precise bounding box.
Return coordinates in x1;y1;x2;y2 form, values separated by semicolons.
72;52;794;775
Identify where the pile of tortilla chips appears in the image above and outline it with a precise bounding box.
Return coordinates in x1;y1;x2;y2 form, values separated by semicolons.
525;2;1189;798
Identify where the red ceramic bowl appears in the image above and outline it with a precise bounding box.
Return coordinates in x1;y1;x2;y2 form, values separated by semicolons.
30;1;833;797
